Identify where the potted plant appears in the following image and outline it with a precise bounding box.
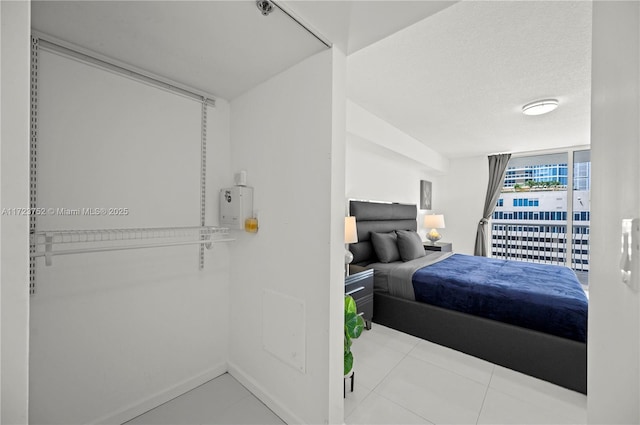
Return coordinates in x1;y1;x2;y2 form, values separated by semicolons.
344;295;365;376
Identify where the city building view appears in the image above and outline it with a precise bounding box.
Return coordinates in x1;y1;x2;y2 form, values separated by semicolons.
491;151;591;285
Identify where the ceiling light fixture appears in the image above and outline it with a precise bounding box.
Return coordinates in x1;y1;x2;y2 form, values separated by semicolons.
522;99;559;116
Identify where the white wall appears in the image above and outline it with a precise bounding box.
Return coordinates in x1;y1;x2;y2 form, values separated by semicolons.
0;1;31;423
29;50;232;424
347;100;449;174
438;156;487;255
346;131;443;238
228;48;345;425
588;2;640;423
345;128;497;256
345;100;449;236
329;48;348;422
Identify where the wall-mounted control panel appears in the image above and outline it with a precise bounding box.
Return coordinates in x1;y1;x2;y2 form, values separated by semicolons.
220;186;253;230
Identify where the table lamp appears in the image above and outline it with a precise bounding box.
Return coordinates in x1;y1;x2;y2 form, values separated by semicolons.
424;214;445;244
345;216;358;275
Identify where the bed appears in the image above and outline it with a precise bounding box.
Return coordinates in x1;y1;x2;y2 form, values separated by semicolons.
348;200;588;394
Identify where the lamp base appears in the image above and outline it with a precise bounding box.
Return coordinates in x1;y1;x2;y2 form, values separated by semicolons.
427;229;442;244
345;248;353;276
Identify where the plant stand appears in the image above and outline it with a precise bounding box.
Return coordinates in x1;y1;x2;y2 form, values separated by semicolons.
343;370;354;398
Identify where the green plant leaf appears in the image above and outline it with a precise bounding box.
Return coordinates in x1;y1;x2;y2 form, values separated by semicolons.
355;314;365;336
344;351;353;376
345;312;364;339
345;295;358;315
344;295;365;377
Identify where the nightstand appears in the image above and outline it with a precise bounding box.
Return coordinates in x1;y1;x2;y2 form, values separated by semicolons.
345;269;374;330
423;241;452;252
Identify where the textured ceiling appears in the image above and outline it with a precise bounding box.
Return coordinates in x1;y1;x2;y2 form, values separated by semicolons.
347;1;593;158
31;1;593;159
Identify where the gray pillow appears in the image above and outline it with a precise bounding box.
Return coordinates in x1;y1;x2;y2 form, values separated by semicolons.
396;230;426;262
370;232;401;263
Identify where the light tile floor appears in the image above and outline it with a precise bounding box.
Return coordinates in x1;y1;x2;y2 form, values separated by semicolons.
345;324;587;425
124;373;285;425
126;324;587;425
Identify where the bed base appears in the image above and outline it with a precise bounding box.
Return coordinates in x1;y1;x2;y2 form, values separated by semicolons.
373;292;587;394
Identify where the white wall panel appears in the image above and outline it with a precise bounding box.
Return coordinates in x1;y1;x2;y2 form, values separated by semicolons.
0;2;31;423
588;2;640;423
229;48;344;425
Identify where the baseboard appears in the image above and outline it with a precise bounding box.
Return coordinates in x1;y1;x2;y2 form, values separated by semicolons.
92;363;228;425
227;361;304;425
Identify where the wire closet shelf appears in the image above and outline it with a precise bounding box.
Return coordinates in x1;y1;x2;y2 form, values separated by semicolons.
30;226;233;266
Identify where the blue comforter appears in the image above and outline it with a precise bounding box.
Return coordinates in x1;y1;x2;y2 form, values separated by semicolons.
412;254;588;342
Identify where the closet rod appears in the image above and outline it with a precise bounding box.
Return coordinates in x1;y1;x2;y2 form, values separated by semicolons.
271;1;332;49
33;32;216;106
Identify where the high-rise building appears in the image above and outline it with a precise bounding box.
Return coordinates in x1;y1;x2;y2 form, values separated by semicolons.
491;161;590;272
503;163;569;188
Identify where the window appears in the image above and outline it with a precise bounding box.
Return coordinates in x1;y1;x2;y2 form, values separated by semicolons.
491;150;590;285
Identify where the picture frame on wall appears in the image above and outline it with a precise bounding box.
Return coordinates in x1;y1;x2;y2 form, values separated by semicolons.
420;180;432;210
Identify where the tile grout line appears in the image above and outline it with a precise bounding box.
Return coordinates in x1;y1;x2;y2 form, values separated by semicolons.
386;352;493;425
344;386;375;424
371;342;438;425
370;350;412;394
365;343;448;425
361;328;499;424
356;327;420;395
404;343;494;387
475;365;495;425
346;329;414;423
480;380;587;424
371;391;437;425
488;366;588;417
369;333;495;391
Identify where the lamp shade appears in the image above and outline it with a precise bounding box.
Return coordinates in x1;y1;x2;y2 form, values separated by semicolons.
424;214;445;229
345;216;358;244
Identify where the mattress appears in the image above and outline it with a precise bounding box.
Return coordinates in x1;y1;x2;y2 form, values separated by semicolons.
367;252;451;298
410;254;588;342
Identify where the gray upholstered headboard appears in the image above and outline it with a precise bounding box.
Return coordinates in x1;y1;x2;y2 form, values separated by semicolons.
349;200;417;266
